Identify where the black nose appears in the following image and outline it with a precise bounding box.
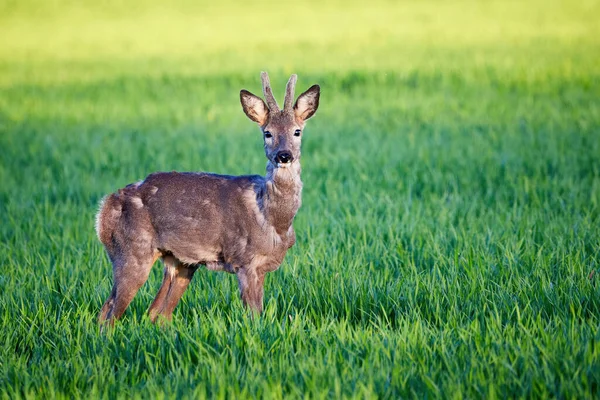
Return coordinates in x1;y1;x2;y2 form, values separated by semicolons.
275;151;293;164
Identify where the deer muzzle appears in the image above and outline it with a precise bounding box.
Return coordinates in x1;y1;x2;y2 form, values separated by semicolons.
275;151;293;165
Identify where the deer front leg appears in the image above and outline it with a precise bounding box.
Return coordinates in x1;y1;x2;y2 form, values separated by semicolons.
236;267;266;313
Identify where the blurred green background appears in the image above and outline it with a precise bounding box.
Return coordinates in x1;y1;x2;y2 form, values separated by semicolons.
1;0;599;398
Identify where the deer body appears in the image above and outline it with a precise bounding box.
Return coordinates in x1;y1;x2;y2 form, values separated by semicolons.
96;73;319;326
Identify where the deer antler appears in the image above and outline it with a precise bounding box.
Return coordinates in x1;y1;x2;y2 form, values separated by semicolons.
261;71;280;112
283;74;297;112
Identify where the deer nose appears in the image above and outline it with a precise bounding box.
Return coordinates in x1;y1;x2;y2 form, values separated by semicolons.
275;151;293;164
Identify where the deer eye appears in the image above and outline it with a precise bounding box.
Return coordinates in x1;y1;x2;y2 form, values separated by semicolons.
294;129;301;137
264;131;273;139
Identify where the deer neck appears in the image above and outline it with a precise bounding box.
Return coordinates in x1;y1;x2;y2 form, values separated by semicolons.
263;161;303;235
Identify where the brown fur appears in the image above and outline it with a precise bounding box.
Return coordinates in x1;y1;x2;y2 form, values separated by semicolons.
96;72;320;327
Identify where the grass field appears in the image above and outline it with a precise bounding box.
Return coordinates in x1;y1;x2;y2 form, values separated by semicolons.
1;0;599;398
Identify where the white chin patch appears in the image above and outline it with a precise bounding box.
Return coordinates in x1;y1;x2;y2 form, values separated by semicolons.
277;163;291;169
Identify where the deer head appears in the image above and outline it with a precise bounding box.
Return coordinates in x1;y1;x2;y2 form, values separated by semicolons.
240;72;320;168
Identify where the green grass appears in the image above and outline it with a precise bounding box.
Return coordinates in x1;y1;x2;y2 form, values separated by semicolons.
1;0;599;398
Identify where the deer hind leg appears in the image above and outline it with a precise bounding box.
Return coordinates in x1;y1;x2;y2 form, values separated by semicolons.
148;255;198;323
98;250;157;328
237;267;266;314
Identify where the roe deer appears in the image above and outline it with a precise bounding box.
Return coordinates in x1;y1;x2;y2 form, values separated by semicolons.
96;72;320;327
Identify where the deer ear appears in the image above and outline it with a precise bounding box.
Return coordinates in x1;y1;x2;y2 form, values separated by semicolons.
294;85;320;121
240;90;269;125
